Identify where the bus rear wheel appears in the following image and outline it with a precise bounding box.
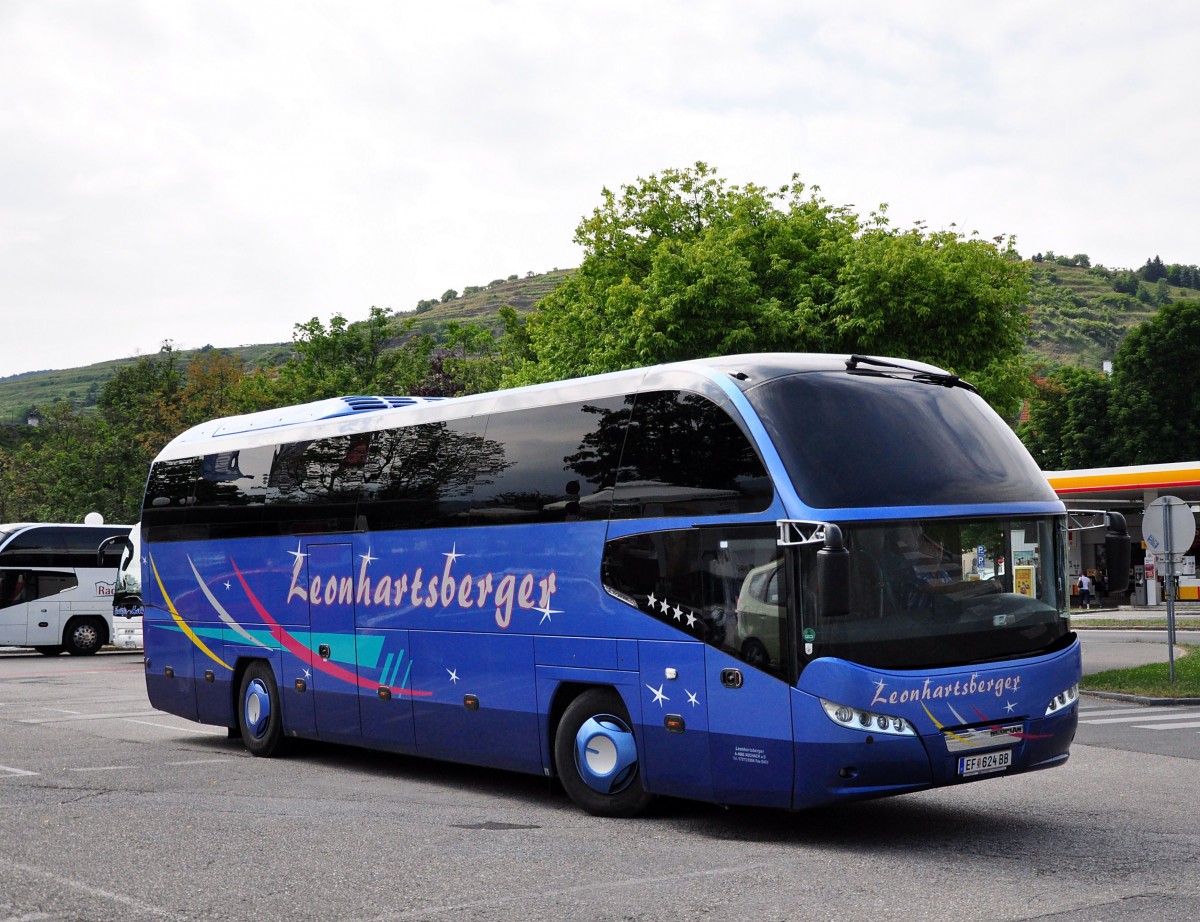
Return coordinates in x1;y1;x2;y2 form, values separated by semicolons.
64;618;104;656
555;688;653;818
238;661;288;757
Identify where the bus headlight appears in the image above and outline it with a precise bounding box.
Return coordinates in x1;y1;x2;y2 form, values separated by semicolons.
820;698;915;736
1044;684;1078;717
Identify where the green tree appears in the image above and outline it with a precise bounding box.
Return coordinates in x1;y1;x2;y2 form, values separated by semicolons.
416;310;530;397
97;344;185;456
1109;299;1200;464
1140;255;1167;282
266;307;435;404
510;163;1031;414
512;163;856;382
0;401;146;523
829;224;1031;415
1017;367;1115;470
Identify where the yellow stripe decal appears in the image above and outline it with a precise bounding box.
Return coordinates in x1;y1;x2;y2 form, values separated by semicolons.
921;702;975;748
150;553;232;671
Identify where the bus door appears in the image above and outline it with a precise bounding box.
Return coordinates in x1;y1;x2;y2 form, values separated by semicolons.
637;640;713;802
705;647;794;807
306;543;362;743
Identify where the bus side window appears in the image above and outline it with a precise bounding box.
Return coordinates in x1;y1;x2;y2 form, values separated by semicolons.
0;528;69;568
603;525;785;676
264;436;366;535
357;420;487;531
469;397;631;525
28;571;78;601
609;391;773;519
1;571;28;606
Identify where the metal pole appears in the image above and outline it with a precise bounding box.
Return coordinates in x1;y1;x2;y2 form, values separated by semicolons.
1165;501;1176;684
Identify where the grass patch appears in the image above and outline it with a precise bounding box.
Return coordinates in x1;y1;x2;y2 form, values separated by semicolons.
1081;644;1200;698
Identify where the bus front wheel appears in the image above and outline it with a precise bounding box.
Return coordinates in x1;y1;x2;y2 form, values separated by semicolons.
555;689;653;818
238;661;287;757
64;618;104;656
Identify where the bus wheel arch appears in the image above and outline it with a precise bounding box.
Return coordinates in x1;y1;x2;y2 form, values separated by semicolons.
63;617;106;656
237;659;288;757
553;686;653;818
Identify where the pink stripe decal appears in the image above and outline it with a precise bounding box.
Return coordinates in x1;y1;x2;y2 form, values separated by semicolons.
230;558;432;699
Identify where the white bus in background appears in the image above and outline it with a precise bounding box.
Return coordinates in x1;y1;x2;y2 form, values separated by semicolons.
0;518;134;655
97;523;144;650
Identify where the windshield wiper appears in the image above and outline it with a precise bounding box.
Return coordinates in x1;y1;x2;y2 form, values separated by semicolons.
845;354;978;393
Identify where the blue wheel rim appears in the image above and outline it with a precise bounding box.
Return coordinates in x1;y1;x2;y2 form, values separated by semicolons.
243;677;271;739
574;713;638;795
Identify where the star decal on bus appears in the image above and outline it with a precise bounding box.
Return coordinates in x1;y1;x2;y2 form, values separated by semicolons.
647;684;669;706
640;592;702;635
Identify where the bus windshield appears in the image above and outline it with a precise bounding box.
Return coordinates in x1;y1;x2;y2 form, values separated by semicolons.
745;370;1060;509
798;515;1070;671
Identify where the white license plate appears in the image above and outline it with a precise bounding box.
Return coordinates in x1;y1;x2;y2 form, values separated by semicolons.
958;749;1012;777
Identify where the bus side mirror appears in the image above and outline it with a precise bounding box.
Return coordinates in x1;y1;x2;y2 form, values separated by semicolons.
1105;511;1131;593
97;535;132;567
816;524;850;618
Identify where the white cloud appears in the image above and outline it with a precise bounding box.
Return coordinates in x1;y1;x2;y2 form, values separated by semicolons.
2;0;1199;377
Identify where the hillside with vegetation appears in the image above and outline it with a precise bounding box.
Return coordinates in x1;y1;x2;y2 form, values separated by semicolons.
3;254;1197;424
1025;254;1198;371
0;343;293;425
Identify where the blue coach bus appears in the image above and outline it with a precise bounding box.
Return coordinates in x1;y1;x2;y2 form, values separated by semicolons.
141;353;1128;816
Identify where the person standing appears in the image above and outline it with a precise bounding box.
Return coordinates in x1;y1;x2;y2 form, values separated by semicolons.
1078;572;1092;609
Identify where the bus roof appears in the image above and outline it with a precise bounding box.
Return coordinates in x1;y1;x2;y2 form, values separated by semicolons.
154;353;953;462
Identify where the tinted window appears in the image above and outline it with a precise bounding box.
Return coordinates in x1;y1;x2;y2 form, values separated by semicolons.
265;435;368;534
0;569;78;606
603;525;786;677
610;391;772;519
747;372;1060;509
62;527;127;567
358;419;489;531
1;569;31;606
143;457;202;542
469;398;631;525
0;528;68;567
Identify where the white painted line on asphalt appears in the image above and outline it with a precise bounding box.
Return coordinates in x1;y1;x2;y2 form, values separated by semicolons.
0;764;38;777
1081;711;1200;725
1135;720;1200;730
165;758;237;766
1078;705;1188;718
0;856;173;918
122;718;226;736
19;711;161;724
68;765;136;772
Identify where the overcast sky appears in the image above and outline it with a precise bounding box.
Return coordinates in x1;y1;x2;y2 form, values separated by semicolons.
2;1;1197;379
